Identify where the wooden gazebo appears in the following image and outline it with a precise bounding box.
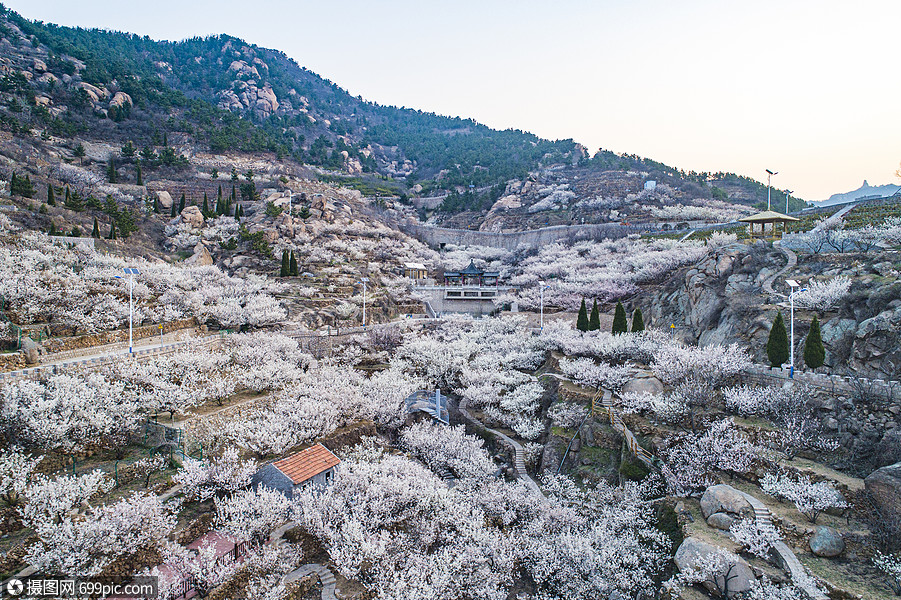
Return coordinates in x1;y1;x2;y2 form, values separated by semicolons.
738;210;800;239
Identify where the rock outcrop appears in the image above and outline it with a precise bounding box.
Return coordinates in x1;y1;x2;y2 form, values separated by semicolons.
179;205;205;229
674;538;755;597
865;462;901;523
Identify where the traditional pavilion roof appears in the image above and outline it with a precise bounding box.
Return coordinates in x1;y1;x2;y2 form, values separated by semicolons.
739;210;800;223
404;262;427;270
272;443;340;484
460;260;483;275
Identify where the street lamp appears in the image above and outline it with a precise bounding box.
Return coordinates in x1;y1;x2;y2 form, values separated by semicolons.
360;277;369;326
539;281;550;330
784;189;793;215
766;169;778;211
786;279;806;378
116;267;140;353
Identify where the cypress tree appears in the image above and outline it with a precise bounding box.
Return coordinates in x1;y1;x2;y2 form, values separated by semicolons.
65;186;70;204
203;193;210;217
612;302;628;335
218;185;223;206
576;298;589;332
170;197;178;217
766;311;789;368
280;250;289;277
47;183;55;206
91;217;100;238
108;221;116;240
178;193;186;213
289;250;298;276
234;204;241;222
136;164;143;186
231;185;236;203
588;299;600;331
153;197;160;213
9;173;16;194
631;307;645;332
48;221;57;235
107;157;117;183
804;316;825;370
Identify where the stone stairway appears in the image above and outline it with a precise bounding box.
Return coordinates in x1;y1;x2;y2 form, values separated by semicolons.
283;563;338;600
458;406;541;494
735;490;829;600
436;465;456;485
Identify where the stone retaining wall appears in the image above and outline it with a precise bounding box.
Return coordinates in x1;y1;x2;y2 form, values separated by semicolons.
0;352;26;372
40;318;198;354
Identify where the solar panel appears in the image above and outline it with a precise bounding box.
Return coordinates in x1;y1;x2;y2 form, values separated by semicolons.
123;268;140;275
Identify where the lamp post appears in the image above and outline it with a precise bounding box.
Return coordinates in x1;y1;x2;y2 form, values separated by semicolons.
786;279;806;378
539;281;549;330
116;268;140;353
766;169;778;211
784;189;793;215
360;277;369;326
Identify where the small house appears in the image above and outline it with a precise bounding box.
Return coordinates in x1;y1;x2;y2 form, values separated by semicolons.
251;443;340;498
404;262;429;280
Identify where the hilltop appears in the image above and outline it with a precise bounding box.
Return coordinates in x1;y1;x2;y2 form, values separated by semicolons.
0;5;805;231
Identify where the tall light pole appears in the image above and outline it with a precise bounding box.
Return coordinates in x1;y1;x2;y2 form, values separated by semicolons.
117;268;140;353
539;281;549;330
766;169;778;211
360;277;369;326
784;189;793;215
786;279;806;379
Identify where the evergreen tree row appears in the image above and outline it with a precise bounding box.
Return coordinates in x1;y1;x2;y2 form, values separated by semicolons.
280;249;298;277
576;299;645;334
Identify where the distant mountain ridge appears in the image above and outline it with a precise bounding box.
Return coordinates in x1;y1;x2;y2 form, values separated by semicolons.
818;180;900;207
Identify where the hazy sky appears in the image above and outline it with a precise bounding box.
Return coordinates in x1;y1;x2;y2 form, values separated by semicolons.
9;0;901;200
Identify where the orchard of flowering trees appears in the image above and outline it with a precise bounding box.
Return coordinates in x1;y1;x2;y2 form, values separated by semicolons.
0;232;286;334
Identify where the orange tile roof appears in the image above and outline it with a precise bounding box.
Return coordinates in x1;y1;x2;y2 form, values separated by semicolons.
272;443;340;484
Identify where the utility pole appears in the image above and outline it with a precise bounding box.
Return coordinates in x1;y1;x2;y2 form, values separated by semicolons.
785;189;793;214
360;277;369;326
117;268;140;353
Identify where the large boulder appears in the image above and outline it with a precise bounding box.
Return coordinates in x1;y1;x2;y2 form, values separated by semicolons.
180;205;205;229
674;538;755;597
184;243;213;267
706;512;736;531
20;337;39;365
700;484;753;520
156;191;173;209
809;526;845;557
620;374;664;396
865;462;901;523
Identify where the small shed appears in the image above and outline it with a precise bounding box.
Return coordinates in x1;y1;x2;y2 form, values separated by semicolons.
404;262;429;280
252;443;340;498
738;210;800;239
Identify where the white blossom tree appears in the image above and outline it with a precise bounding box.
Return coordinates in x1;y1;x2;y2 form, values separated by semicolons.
761;472;848;523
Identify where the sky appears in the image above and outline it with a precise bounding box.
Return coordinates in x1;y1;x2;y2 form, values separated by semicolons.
8;0;901;200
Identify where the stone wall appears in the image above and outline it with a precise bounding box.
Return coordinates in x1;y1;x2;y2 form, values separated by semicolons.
740;366;901;470
0;352;26;373
40;318;197;354
403;222;654;250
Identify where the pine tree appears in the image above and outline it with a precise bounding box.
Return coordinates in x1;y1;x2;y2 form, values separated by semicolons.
170;198;178;217
280;250;289;277
631;307;645;332
804;316;825;370
231;185;236;203
766;311;789;368
588;299;600;331
136;164;143;186
106;157;118;183
289;250;298;276
576;298;589;332
91;217;100;238
65;186;70;204
178;193;185;213
162;132;168;147
46;183;54;206
203;193;210;217
612;302;628;335
48;221;57;236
